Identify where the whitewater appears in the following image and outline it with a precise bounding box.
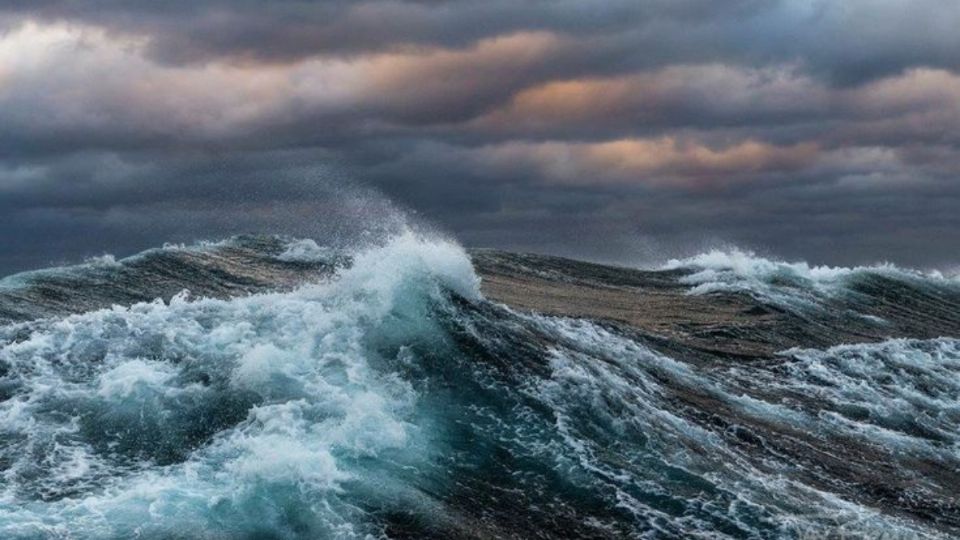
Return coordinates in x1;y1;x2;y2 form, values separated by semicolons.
0;231;958;539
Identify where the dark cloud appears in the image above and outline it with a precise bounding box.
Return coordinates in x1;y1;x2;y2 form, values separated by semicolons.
0;1;958;275
4;1;958;81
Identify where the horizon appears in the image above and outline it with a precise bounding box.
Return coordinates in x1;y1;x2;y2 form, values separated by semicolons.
3;233;959;284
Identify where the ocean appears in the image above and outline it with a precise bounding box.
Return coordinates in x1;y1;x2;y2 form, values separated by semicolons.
0;231;958;539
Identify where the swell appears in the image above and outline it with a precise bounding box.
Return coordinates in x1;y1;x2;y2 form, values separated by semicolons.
473;248;960;358
0;236;349;325
665;248;960;329
0;237;958;538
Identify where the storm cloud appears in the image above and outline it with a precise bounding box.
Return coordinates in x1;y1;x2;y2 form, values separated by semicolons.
0;1;958;273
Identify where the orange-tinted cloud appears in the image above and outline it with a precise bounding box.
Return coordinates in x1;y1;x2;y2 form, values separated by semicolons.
476;137;820;188
470;65;828;133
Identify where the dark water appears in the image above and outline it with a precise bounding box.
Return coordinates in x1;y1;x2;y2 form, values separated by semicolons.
0;234;958;539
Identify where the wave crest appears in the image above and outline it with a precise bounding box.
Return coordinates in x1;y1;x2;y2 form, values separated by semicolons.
664;247;958;309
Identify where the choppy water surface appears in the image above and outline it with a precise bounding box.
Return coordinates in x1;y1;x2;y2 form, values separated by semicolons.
0;234;958;539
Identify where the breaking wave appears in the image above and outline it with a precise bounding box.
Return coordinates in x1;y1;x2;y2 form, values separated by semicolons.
665;248;958;308
663;249;960;307
0;235;958;538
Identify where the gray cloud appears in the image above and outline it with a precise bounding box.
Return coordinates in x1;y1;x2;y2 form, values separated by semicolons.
0;0;958;275
4;1;958;81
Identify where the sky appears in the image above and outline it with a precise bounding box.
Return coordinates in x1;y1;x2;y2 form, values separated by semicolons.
1;1;958;274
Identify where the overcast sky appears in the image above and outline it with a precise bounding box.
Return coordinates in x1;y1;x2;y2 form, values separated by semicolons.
1;1;958;274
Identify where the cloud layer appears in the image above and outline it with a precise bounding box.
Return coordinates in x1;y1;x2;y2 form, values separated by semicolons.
1;1;958;273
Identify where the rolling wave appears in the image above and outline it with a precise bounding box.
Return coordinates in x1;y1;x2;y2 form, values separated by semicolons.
0;235;958;538
665;248;959;311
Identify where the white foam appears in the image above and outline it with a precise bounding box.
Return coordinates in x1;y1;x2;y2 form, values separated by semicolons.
662;248;955;309
276;238;335;262
515;313;957;538
96;358;179;399
339;227;481;303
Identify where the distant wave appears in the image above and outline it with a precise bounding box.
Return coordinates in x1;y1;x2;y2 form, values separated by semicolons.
0;235;958;538
664;247;959;312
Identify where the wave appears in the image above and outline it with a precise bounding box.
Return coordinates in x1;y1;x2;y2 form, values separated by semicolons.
0;235;958;538
0;235;346;324
664;248;958;308
0;231;479;538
